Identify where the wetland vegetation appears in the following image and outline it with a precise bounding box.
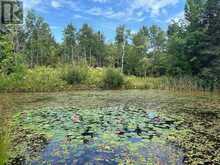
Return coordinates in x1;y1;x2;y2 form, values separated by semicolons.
0;90;220;164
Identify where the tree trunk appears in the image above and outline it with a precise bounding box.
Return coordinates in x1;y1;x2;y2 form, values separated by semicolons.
121;42;125;73
89;48;92;66
71;46;74;63
84;47;87;64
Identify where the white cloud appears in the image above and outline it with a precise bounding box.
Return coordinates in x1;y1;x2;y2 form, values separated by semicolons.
87;7;125;19
74;14;83;18
23;0;42;9
166;11;184;23
86;6;147;23
22;0;180;24
51;0;62;8
51;25;61;30
23;0;49;14
131;0;179;16
86;0;179;22
92;0;109;3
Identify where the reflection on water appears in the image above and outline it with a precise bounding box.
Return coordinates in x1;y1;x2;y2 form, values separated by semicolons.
27;140;183;165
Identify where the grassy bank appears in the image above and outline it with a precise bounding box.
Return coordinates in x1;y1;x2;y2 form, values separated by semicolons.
0;66;218;92
0;122;10;165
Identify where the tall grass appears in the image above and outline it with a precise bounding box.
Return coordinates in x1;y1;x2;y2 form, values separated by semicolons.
0;125;10;165
0;66;218;92
86;67;104;87
0;66;67;92
125;76;219;92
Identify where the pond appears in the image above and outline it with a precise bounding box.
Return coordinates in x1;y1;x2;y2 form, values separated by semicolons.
0;90;220;165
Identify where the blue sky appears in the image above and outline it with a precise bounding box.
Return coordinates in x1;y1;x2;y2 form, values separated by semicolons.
23;0;186;43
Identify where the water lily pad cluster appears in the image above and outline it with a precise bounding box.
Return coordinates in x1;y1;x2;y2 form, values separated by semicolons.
163;100;220;165
10;105;184;164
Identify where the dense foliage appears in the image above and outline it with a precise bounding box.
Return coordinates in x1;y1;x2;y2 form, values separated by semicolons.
0;0;219;91
62;65;88;85
102;68;124;89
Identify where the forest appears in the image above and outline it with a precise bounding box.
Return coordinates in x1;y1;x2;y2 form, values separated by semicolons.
0;0;219;92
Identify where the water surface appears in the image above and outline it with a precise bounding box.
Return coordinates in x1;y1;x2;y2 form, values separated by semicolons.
0;90;219;164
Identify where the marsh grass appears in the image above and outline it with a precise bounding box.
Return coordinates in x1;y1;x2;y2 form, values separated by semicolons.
0;66;218;92
0;67;67;92
0;124;10;165
125;76;219;92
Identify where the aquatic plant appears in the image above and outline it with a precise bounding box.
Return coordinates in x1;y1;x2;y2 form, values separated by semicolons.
9;105;184;164
2;90;220;164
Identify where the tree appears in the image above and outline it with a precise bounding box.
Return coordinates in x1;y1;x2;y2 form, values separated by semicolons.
149;25;166;54
5;24;25;53
78;24;94;65
115;25;130;72
24;10;56;67
148;25;167;76
63;23;77;63
105;44;118;67
0;34;13;64
199;0;220;89
0;33;23;75
167;21;192;75
93;31;106;66
185;0;206;31
124;27;149;76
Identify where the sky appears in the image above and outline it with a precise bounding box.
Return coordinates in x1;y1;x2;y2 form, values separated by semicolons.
23;0;186;43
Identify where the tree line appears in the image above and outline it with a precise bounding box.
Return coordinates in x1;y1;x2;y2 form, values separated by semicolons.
0;0;219;89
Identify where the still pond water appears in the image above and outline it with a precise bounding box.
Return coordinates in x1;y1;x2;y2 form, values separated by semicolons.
0;90;220;165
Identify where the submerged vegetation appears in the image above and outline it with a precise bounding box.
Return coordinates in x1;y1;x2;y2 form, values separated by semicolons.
9;106;184;164
0;90;219;164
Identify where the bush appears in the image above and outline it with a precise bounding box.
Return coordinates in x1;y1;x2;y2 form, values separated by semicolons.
86;68;104;87
0;66;67;92
0;53;26;75
62;65;88;85
102;68;124;89
24;67;67;92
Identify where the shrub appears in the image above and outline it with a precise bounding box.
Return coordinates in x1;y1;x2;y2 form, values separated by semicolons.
62;65;88;85
24;67;67;92
102;68;124;89
0;53;26;75
0;66;67;92
86;68;104;87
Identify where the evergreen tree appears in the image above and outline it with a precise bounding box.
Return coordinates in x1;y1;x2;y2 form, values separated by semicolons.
200;0;220;89
63;23;77;63
78;24;94;64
